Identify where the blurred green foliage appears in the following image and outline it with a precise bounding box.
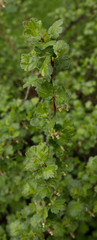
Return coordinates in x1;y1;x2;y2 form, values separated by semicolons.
0;0;97;239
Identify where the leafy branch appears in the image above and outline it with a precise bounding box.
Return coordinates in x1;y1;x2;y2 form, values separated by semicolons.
19;18;74;239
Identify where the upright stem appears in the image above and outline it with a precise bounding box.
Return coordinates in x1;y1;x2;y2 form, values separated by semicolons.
51;59;57;116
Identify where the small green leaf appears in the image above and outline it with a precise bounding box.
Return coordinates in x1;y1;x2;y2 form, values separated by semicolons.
24;18;42;40
36;40;56;50
22;182;36;196
30;214;42;228
9;220;22;237
48;19;63;39
43;166;57;179
53;40;69;57
24;143;48;172
55;55;70;71
23;75;39;88
40;56;53;78
51;199;65;214
21;51;38;71
67;201;84;217
37;185;51;199
26;143;48;162
53;222;65;237
87;156;97;172
36;80;53;98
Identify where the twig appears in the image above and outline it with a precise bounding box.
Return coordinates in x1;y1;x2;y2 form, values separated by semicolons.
50;59;57;116
52;96;57;116
0;32;17;54
58;14;87;39
23;86;31;101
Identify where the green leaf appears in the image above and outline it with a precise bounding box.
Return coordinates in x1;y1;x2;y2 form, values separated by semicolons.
55;55;70;71
5;145;13;155
53;222;65;237
36;185;51;199
30;214;42;228
67;201;84;217
23;75;39;88
24;143;48;172
24;18;42;40
43;165;57;179
24;157;40;172
22;182;36;196
36;143;48;161
48;19;63;39
36;80;53;98
51;199;65;214
36;40;56;50
53;40;69;57
21;51;38;71
26;143;48;162
40;56;53;79
68;179;82;197
87;156;97;172
9;220;22;237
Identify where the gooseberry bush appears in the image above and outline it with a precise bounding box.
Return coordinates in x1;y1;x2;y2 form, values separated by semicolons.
0;1;97;239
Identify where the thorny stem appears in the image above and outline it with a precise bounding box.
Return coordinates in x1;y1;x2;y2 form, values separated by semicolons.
51;59;57;116
52;96;57;116
23;86;31;101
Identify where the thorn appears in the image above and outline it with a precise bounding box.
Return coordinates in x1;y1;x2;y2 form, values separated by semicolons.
70;232;75;239
86;208;95;217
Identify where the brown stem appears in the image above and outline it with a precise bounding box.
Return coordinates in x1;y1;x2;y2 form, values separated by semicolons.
0;32;17;54
52;96;57;116
50;59;57;116
58;14;87;39
23;86;31;101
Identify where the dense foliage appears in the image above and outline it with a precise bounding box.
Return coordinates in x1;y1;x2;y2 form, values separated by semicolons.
0;0;97;239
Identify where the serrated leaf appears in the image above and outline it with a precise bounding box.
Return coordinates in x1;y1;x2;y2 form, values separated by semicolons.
24;156;40;172
23;75;39;88
51;199;65;214
53;222;65;237
36;80;53;98
54;87;70;108
48;19;63;39
40;56;53;79
43;165;57;179
24;143;48;172
37;185;51;199
22;182;36;196
21;52;38;71
53;40;69;57
36;40;56;50
87;156;97;172
26;143;48;163
24;18;42;40
55;55;70;71
67;201;84;217
9;220;22;237
30;214;42;228
68;179;82;197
